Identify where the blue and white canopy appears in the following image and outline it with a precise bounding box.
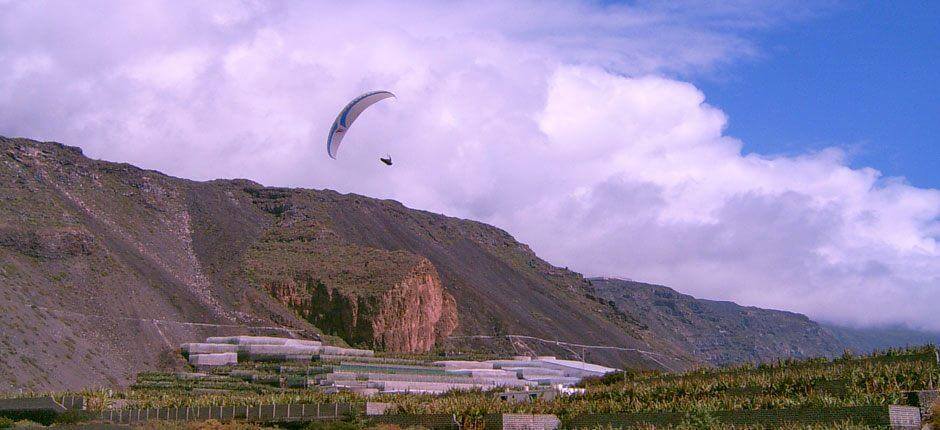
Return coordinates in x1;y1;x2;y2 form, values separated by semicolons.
327;90;396;159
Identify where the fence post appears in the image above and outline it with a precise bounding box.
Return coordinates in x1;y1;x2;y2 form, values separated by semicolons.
335;403;338;418
317;403;321;418
273;403;277;420
287;404;291;419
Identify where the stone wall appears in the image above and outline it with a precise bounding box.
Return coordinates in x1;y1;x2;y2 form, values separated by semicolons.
887;405;921;429
499;414;561;430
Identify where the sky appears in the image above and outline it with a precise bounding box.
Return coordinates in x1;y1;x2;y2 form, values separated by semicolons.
694;2;940;189
1;1;938;331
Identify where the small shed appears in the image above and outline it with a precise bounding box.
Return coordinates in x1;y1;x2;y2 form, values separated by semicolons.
497;388;557;403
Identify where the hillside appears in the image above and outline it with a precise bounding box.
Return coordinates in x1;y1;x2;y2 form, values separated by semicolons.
238;183;693;369
824;323;940;354
587;278;849;366
587;277;940;366
0;137;690;390
3;136;931;392
0;138;317;391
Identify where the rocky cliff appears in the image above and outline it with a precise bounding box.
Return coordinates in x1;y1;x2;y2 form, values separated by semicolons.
371;259;459;352
243;209;458;352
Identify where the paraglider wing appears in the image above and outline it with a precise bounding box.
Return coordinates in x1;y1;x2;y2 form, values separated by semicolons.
327;90;396;159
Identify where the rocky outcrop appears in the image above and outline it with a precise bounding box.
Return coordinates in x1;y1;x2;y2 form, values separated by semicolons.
0;224;93;259
371;259;458;352
247;225;459;353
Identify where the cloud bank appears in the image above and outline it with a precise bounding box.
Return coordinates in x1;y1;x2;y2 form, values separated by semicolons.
1;0;937;330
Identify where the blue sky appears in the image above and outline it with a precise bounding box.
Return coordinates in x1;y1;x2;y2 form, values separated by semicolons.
695;2;939;188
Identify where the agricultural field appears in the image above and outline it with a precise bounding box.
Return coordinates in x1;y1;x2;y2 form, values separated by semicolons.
2;346;938;429
380;347;940;422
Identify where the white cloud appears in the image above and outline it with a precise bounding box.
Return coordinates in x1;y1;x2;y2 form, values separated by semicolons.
1;0;937;330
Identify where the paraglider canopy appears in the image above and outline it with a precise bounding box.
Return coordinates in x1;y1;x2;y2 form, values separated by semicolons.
327;90;396;159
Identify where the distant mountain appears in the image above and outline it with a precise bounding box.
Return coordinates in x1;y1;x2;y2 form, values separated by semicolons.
587;277;940;366
822;323;940;354
586;277;847;366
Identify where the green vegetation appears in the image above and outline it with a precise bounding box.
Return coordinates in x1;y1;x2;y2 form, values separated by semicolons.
376;346;938;420
5;346;937;429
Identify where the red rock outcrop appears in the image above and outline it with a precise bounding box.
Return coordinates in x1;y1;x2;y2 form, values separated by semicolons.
245;221;458;353
371;259;458;352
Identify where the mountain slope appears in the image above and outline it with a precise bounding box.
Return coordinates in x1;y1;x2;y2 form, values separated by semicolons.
0;137;689;390
236;183;689;369
4;136;929;391
587;277;848;366
823;324;940;354
0;138;316;391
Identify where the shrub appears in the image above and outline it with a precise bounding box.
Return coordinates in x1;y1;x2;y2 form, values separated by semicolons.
678;410;720;429
52;410;93;425
304;420;365;430
0;417;12;429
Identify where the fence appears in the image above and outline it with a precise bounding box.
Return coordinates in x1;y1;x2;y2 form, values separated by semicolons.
53;396;85;410
98;402;360;424
96;407;563;430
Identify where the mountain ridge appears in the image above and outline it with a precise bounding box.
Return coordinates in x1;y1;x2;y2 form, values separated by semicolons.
1;136;935;391
587;277;939;366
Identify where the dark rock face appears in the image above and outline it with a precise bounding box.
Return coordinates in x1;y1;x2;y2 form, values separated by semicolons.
0;225;93;259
